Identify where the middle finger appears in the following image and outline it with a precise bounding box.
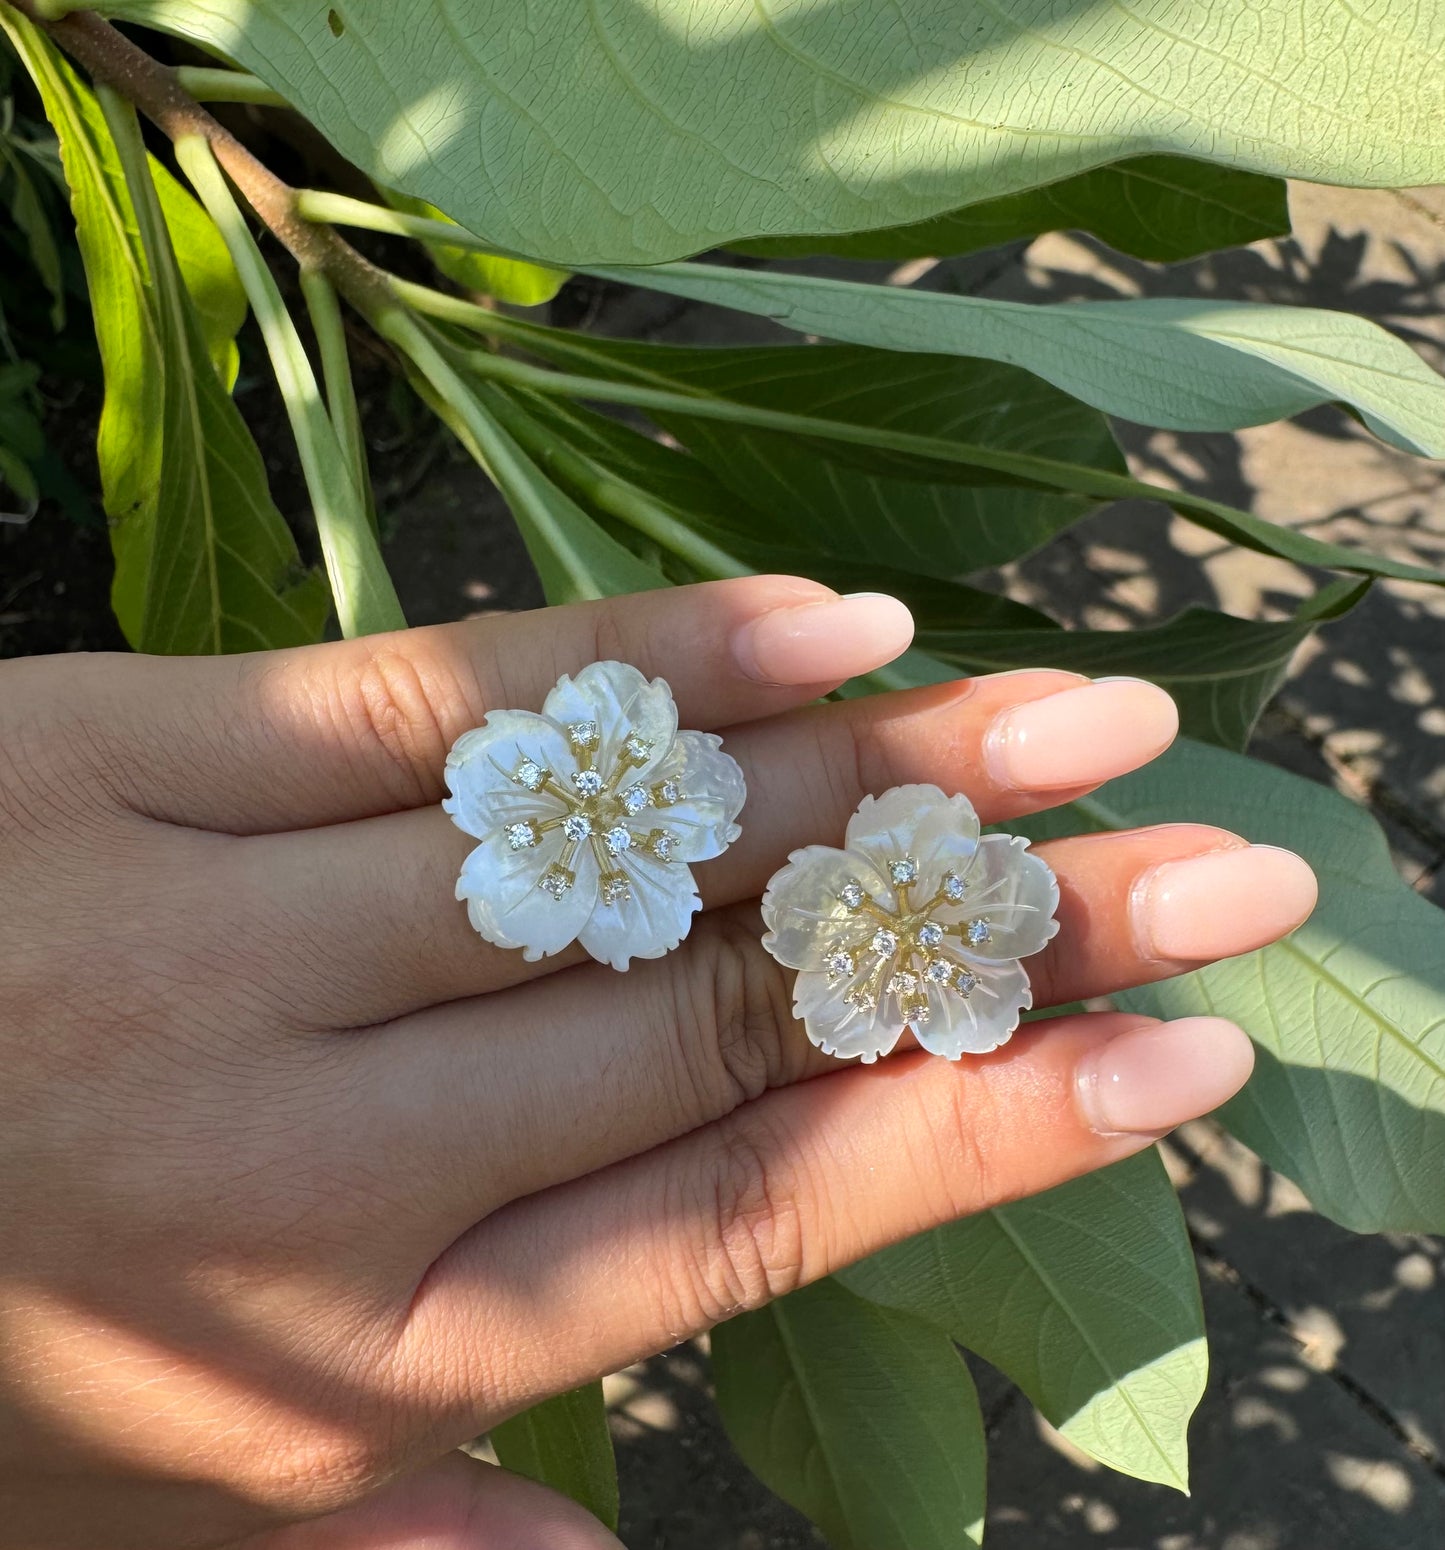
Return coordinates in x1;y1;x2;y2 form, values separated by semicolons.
223;671;1179;1027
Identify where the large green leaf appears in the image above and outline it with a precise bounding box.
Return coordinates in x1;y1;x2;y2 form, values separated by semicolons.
455;332;1445;589
489;338;1120;574
712;1277;987;1550
586;263;1445;459
1023;739;1445;1236
838;1151;1207;1491
920;579;1368;751
152;155;246;387
103;2;1445;263
490;1382;619;1531
736;156;1290;264
3;13;325;652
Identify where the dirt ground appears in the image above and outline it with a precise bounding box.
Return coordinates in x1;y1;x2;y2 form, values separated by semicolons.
3;181;1443;1549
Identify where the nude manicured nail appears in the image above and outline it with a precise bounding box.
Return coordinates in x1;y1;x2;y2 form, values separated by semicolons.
732;592;914;685
1132;844;1318;961
983;677;1178;791
1076;1016;1255;1135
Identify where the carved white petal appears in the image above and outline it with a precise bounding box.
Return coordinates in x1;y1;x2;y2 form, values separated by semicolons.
792;969;905;1064
442;710;572;840
956;834;1060;963
845;784;979;901
914;958;1032;1059
577;855;701;970
646;730;746;862
542;660;678;780
455;827;599;961
761;845;890;971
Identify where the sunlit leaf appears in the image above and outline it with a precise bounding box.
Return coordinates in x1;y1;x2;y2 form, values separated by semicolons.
490;1383;619;1531
839;1151;1207;1491
383;186;566;306
103;1;1445;264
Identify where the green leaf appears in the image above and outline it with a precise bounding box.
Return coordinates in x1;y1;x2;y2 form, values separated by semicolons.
736;156;1290;264
103;1;1445;264
527;335;1121;574
3;13;326;652
382;187;565;306
152;154;247;387
1024;739;1445;1236
451;334;1445;590
0;138;66;326
586;263;1445;460
712;1277;987;1550
921;579;1368;750
490;1383;619;1531
838;1151;1207;1491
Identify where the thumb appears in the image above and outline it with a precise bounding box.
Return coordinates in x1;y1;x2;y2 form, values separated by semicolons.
239;1451;623;1550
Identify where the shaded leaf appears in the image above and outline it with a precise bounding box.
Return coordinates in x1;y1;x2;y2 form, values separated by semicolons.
838;1150;1207;1491
737;156;1289;264
490;1383;619;1531
107;1;1445;264
713;1277;986;1550
587;263;1445;459
920;579;1368;750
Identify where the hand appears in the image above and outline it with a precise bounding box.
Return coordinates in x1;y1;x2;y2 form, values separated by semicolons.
0;578;1316;1550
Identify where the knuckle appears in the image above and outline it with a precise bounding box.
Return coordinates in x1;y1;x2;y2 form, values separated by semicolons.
933;1070;1005;1218
674;910;805;1114
682;1119;807;1325
247;1419;395;1518
344;645;463;803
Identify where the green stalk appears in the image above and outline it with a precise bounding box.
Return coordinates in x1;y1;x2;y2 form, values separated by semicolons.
174;135;405;636
296;187;488;248
173;67;289;107
299;267;378;538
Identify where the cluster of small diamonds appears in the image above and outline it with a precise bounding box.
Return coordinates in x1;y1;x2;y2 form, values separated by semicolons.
504;721;682;905
826;859;991;1024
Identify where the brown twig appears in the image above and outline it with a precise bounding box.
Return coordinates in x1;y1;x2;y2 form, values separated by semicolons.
6;0;393;312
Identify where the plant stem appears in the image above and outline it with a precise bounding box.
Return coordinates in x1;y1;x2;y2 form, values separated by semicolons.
173;67;289;107
300;267;378;539
175;134;404;637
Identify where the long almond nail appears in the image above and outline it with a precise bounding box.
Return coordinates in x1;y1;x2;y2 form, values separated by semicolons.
732;592;914;685
1132;844;1318;961
983;677;1178;792
1076;1016;1255;1135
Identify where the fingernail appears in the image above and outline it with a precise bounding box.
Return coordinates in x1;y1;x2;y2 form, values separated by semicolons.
1132;844;1318;961
1076;1016;1255;1135
983;677;1178;791
732;592;915;685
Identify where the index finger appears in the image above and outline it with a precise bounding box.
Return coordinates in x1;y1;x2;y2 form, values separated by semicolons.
49;579;914;833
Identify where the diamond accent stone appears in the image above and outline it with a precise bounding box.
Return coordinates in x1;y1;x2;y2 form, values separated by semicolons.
650;830;677;861
604;826;633;857
886;971;918;996
918;920;945;948
845;988;877;1012
562;813;593;843
906;999;932;1026
825;950;855;980
538;865;573;899
956;968;978;995
513;758;547;791
567;720;599;750
838;880;865;911
943;872;966;902
870;928;898;956
924;959;953;985
889;857;918;886
621;784;651;816
653;778;681;806
571;768;604;797
623;732;653;764
966;918;992;947
504;821;538;851
600;872;632;906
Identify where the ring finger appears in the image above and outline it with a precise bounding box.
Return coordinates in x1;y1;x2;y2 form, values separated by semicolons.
229;670;1181;1027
